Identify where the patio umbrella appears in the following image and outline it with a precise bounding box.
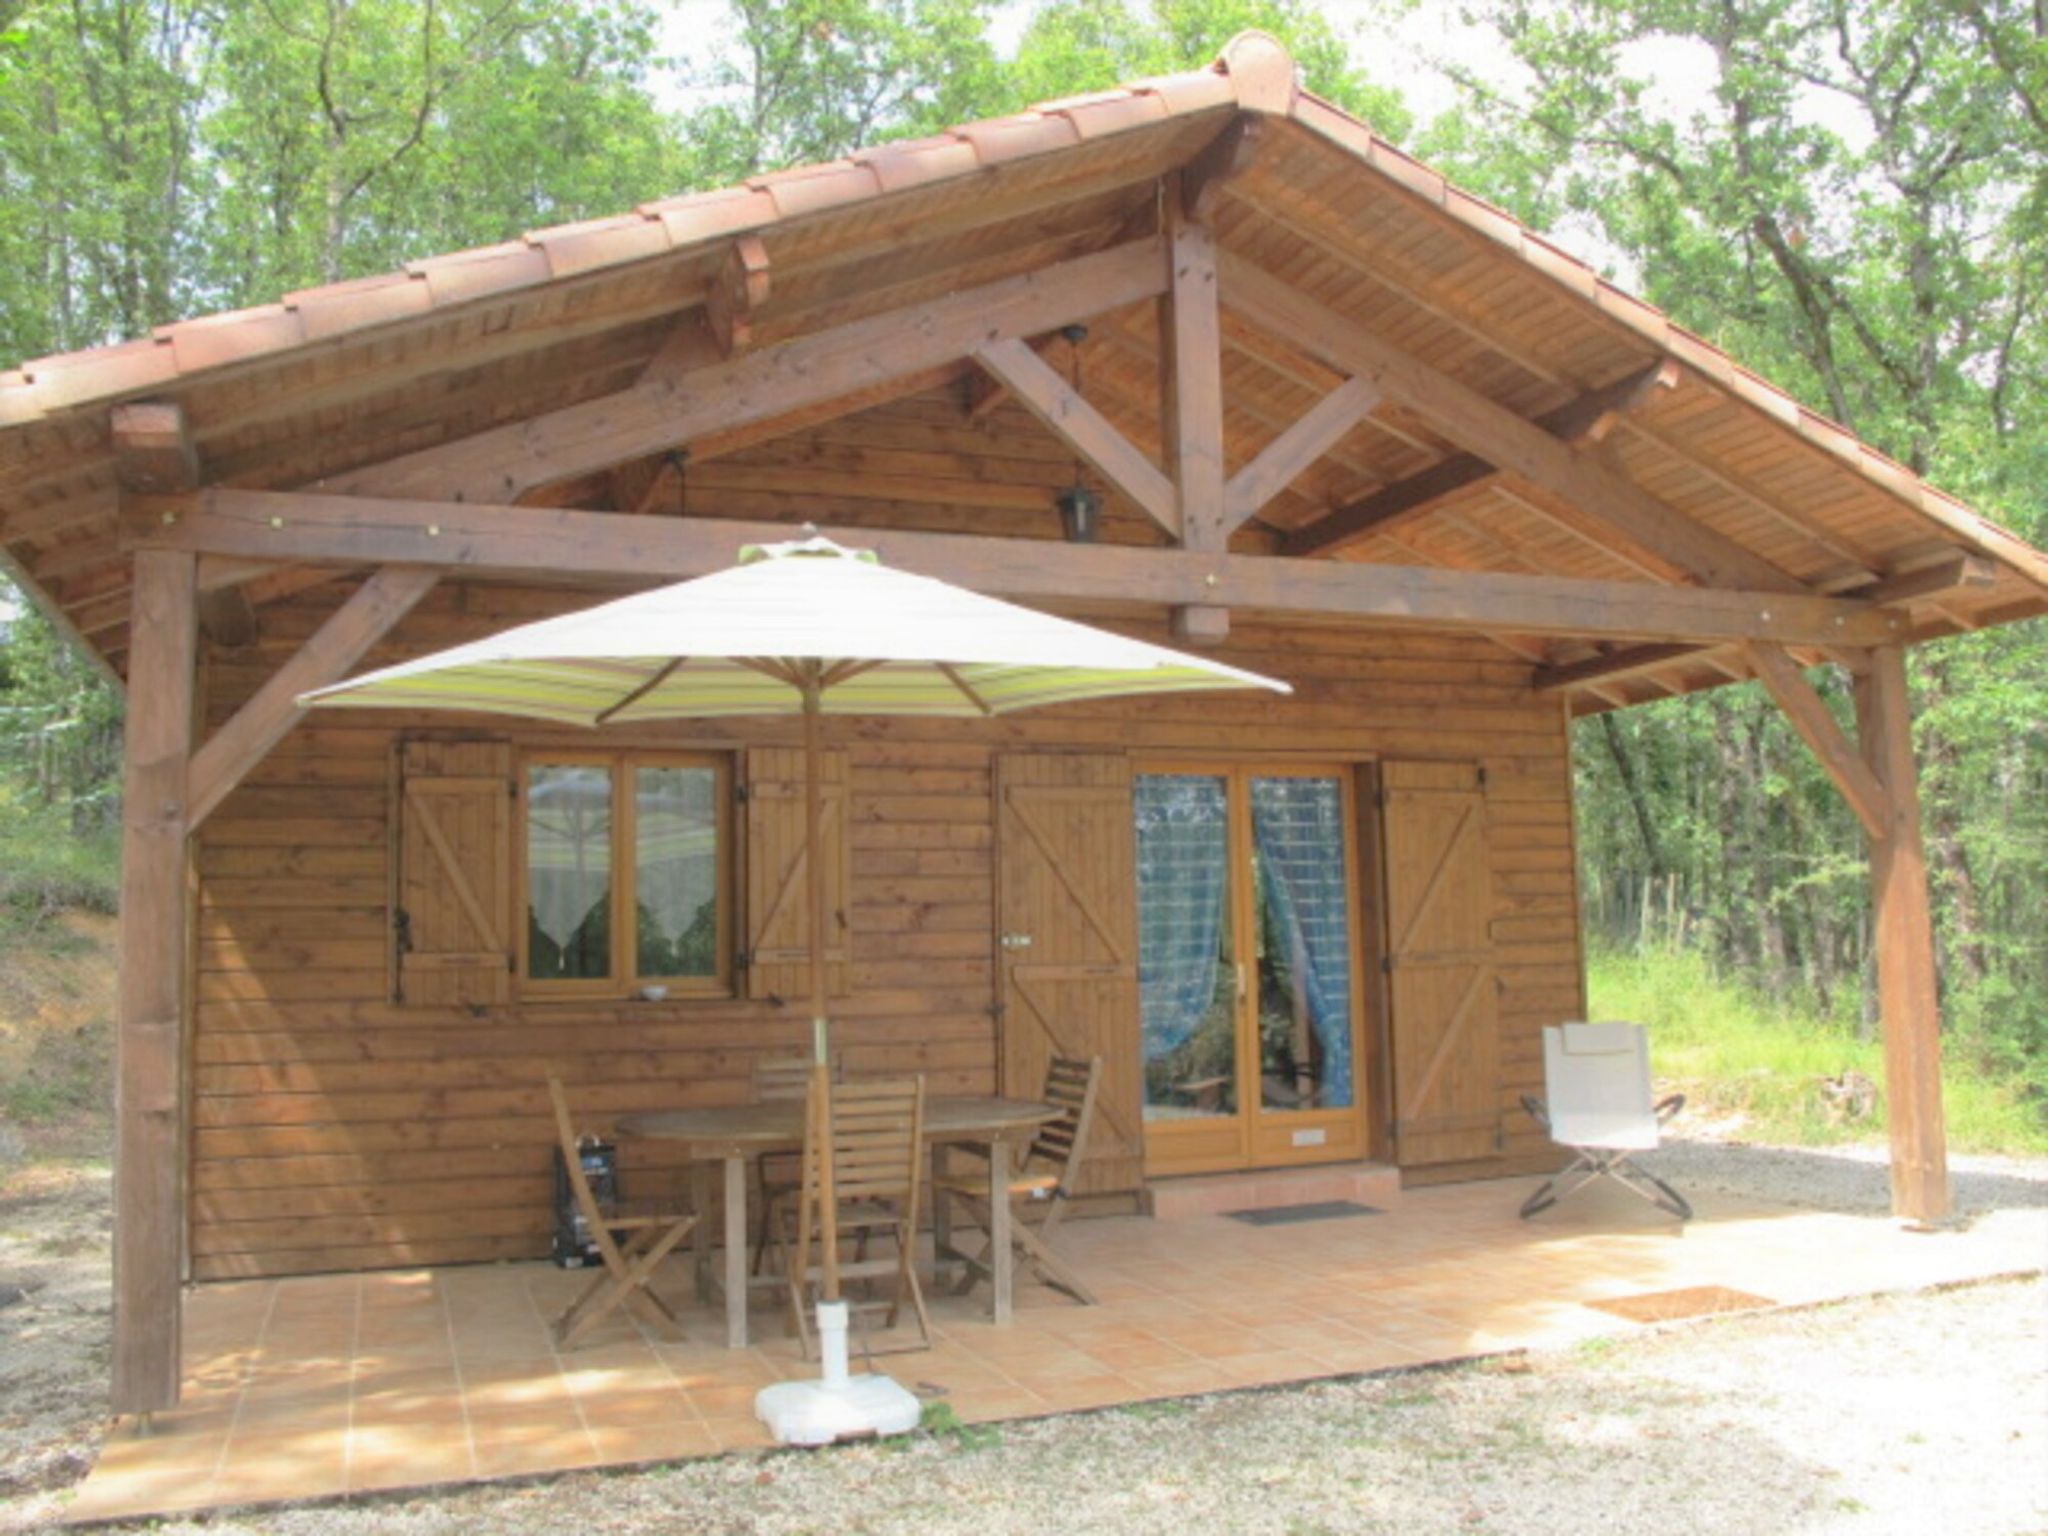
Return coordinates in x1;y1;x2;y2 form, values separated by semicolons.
299;529;1289;1440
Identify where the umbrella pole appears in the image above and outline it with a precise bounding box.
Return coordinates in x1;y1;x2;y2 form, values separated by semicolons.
799;669;840;1310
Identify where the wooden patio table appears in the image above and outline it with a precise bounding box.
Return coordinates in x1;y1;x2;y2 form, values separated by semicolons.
617;1095;1060;1348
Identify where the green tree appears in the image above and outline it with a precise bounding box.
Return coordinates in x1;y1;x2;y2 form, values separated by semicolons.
674;0;1003;181
1429;0;2048;1084
1004;0;1411;136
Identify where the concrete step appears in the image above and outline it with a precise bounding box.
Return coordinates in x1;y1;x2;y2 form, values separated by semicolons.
1143;1160;1402;1220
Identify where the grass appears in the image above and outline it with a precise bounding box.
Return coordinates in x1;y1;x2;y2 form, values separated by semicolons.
0;790;118;942
1589;944;2048;1156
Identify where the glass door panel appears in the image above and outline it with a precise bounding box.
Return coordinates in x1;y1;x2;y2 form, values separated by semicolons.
1134;773;1237;1123
1137;764;1369;1177
1250;775;1355;1114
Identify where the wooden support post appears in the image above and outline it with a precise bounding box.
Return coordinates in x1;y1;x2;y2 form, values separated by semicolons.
1162;183;1226;553
1162;175;1227;641
1855;646;1951;1223
112;549;198;1415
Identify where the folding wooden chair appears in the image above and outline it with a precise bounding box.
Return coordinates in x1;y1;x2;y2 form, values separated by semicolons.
1518;1023;1690;1221
934;1054;1102;1306
774;1071;932;1359
546;1077;698;1348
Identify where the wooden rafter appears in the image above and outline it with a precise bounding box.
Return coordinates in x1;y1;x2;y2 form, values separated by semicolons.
309;239;1170;506
1219;255;1812;596
1284;363;1677;557
130;489;1913;649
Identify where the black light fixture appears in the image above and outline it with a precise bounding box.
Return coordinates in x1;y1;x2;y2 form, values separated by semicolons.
668;448;689;517
1053;323;1100;544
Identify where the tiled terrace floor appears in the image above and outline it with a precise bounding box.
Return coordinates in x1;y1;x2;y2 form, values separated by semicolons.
71;1177;2047;1523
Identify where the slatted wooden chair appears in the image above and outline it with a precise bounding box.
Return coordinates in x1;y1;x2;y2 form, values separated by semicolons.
546;1077;698;1348
933;1054;1102;1306
774;1070;932;1359
751;1051;839;1275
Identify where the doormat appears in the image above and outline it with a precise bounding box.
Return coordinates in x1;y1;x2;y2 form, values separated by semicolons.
1225;1200;1382;1227
1584;1285;1775;1324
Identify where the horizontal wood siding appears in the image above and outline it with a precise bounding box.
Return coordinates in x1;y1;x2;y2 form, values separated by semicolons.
189;583;1581;1277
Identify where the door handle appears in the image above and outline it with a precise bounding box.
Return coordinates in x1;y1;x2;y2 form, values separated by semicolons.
1001;932;1034;950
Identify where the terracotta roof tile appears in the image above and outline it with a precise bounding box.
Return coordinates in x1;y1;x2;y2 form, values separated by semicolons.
953;112;1082;164
163;307;306;373
1217;30;1298;114
0;26;2039;620
24;337;179;411
1125;69;1235;116
1365;141;1447;206
1593;285;1670;346
529;214;671;279
287;271;432;341
750;159;883;220
1053;88;1171;140
1442;187;1525;250
641;185;780;245
410;241;553;307
1521;235;1599;300
853;135;983;193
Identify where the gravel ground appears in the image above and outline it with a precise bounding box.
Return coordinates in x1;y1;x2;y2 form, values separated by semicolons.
1644;1133;2048;1219
3;1143;2043;1535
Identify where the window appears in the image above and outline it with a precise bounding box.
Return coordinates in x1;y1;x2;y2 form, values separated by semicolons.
521;752;732;996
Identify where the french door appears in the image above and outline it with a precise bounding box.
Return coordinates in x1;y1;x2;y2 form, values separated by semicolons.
1134;762;1369;1177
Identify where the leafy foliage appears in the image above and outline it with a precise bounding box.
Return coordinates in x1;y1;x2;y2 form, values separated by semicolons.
1428;0;2048;1108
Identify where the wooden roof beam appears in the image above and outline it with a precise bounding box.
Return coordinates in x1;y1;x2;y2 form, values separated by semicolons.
1533;642;1716;693
130;488;1912;650
311;238;1169;506
706;235;770;357
1850;551;1998;606
1282;361;1679;557
1219;254;1811;596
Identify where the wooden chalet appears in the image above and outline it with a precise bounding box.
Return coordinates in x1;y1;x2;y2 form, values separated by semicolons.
2;34;2044;1422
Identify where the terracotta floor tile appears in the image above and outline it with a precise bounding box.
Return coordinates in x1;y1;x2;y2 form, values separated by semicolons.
584;1419;721;1464
69;1187;2048;1522
576;1387;702;1428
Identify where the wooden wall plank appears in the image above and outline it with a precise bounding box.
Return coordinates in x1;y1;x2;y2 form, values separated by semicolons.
186;573;1581;1276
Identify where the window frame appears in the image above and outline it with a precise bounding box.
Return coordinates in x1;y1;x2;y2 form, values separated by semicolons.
517;749;734;1000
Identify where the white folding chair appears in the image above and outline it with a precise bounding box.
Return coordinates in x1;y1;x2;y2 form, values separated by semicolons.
1518;1022;1690;1220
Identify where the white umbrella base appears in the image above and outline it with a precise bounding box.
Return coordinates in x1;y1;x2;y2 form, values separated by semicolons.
754;1300;923;1446
755;1373;924;1446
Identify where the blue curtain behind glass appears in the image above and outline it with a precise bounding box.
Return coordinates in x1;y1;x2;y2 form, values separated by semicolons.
1250;777;1353;1106
1135;775;1228;1066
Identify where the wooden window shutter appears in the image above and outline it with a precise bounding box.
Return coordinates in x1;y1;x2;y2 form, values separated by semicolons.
1380;760;1501;1167
744;746;851;1002
394;739;514;1006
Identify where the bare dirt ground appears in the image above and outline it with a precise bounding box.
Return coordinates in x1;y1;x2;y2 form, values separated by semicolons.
1;1154;2043;1535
